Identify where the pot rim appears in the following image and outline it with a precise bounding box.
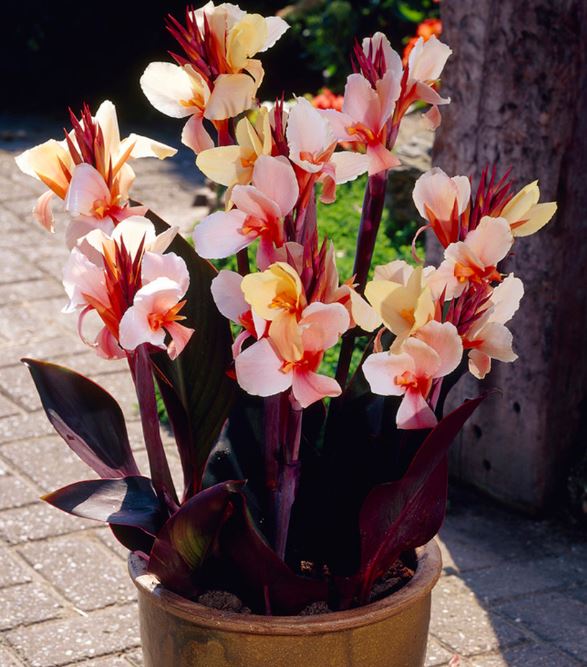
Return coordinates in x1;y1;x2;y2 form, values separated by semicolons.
128;539;441;636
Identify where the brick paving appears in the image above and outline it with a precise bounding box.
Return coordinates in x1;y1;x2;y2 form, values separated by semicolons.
0;122;586;667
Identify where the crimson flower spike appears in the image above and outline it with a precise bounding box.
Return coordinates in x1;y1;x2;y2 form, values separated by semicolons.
468;164;514;232
351;38;386;87
165;6;213;82
272;95;290;158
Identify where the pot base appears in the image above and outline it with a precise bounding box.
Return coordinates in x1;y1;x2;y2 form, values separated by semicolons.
129;540;441;667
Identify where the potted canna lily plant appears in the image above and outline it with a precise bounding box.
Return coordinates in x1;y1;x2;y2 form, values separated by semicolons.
15;3;557;666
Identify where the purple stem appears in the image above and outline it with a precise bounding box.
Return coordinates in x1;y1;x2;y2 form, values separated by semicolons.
335;171;388;390
128;345;179;512
274;398;303;561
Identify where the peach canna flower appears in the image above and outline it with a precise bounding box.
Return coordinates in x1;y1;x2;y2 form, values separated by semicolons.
235;302;349;408
196;107;272;188
15;101;176;234
286;98;370;204
363;320;463;429
193;155;298;265
464;274;523;379
141;3;288;151
500;181;557;237
428;216;513;300
412;168;471;247
320;71;402;176
62;216;185;359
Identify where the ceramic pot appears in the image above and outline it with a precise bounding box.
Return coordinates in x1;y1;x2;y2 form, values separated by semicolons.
129;539;441;667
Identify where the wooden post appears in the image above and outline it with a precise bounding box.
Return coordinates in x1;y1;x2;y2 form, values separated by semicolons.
430;0;587;511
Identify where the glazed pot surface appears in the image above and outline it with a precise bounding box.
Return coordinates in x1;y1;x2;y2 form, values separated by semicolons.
129;540;442;667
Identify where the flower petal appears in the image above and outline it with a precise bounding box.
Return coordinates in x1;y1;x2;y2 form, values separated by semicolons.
331;151;370;184
362;351;413;396
292;369;341;408
465;216;513;267
235;338;292;397
300;302;350;352
196;146;250;186
204;73;258;121
415;321;463;377
260;16;289;52
140;62;199;118
252;155;299;217
181;114;215;154
65;164;110;218
33;191;56;232
166;322;194;359
142;251;189;294
468;349;492;380
211;270;248;322
121;133;177;160
396;388;437;429
193;209;251;259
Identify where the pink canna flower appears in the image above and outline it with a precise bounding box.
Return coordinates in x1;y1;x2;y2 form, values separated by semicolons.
406;36;452;106
235;302;349;408
61;216;188;360
412;168;471;247
15;101;176;234
463;274;523;379
320;71;402;176
286;98;369;204
363;320;462;429
428;216;513;299
119;277;194;360
193;155;298;265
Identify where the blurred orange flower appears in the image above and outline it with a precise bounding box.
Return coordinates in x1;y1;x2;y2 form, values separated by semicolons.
310;87;344;111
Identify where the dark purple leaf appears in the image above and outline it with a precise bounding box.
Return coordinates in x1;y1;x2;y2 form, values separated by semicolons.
219;492;328;615
22;358;139;478
148;481;244;596
43;476;165;534
111;524;155;553
144;209;236;499
357;395;486;602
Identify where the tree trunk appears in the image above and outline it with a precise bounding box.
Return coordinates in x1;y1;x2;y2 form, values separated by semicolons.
431;0;587;511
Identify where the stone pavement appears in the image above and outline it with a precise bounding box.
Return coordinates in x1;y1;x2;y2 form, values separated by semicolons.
0;121;585;667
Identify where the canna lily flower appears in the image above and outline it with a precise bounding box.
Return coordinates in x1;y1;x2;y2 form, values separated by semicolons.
195;107;272;188
16;100;177;231
428;216;513;300
234;302;349;408
464;274;523;379
141;3;289;151
119;277;194;360
140;63;215;154
241;262;306;361
193;155;298;265
320;71;402;176
500;181;557;237
62;216;184;359
286;98;370;203
412;168;471;247
365;265;435;348
363;320;463;429
406;35;452;107
15;101;176;234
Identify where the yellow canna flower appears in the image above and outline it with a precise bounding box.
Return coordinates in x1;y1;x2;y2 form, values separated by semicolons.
365;266;434;348
501;181;557;237
196;107;272;188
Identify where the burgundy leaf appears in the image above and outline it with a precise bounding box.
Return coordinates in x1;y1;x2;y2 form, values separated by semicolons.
148;481;244;596
43;477;165;535
219;492;328;615
357;395;486;602
23;359;139;478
